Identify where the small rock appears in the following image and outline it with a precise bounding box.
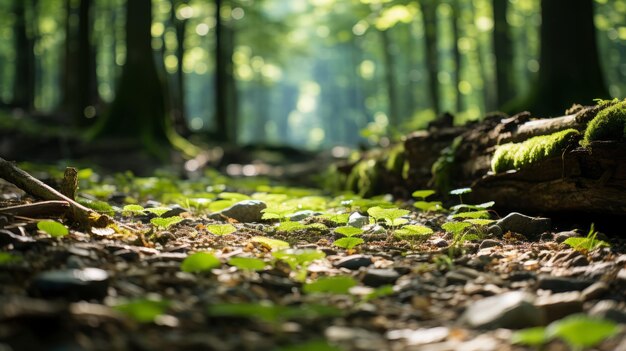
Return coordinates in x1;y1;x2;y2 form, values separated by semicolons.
461;291;544;329
334;255;373;270
569;255;589;267
29;268;109;301
0;229;35;248
536;275;593;292
289;210;319;221
162;205;188;218
487;225;503;237
535;291;583;322
588;300;626;324
495;212;551;238
581;281;609;301
539;232;554;241
362;268;400;287
479;239;501;249
348;212;369;228
387;327;450;346
554;231;580;243
113;249;140;261
432;238;448;248
208;200;267;223
445;271;471;285
325;326;386;350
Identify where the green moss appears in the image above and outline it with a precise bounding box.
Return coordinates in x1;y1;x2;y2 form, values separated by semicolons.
491;129;580;173
582;100;626;147
346;159;378;197
385;144;405;174
431;136;463;193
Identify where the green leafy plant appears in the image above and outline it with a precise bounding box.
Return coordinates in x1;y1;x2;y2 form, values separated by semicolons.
367;206;409;228
449;187;472;203
513;314;619;351
441;221;472;235
206;223;237;236
413;200;444;212
452;210;490;219
333;237;365;250
364;285;395;301
250;236;290;250
276;221;306;232
150;216;184;229
115;298;170;323
218;192;251;201
303;276;358;294
121;204;145;216
78;198;114;214
228;256;267;271
334;226;364;237
563;224;610;252
180;252;221;273
37;220;69;237
411;189;435;199
394;224;433;241
273;249;325;281
144;207;172;217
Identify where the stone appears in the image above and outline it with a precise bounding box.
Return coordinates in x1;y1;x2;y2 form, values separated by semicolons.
487;225;503;237
554;231;580;243
581;282;609;301
588;300;626;324
348;212;369;228
208;200;267;223
479;239;500;249
162;205;189;218
432;238;448;248
534;291;583;322
325;326;386;350
536;275;593;292
289;210;320;221
387;327;450;346
362;268;400;287
495;212;551;237
334;255;372;270
461;291;544;329
29;268;109;301
569;255;589;267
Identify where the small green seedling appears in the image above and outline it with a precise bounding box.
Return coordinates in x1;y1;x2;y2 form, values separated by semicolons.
122;204;145;216
367;206;409;228
218;192;251;201
450;201;494;212
441;221;472;235
563;224;610;252
394;224;433;241
510;327;548;347
276;221;306;232
333;237;365;250
334;226;364;237
452;210;490;219
37;220;69;237
144;207;171;217
115;298;170;323
272;249;325;281
206;223;237;236
411;190;435;200
228;256;267;271
150;216;184;229
303;276;358;294
449;187;472;204
180;252;221;273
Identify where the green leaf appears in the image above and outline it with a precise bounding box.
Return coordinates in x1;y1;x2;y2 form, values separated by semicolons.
394;224;433;240
441;221;471;234
475;201;495;209
333;237;364;250
303;276;358;294
228;257;267;271
305;222;328;231
250;236;290;250
218;192;251;201
37;220;69;237
276;221;306;232
208;200;235;213
452;210;490;219
317;213;350;225
464;218;496;226
180;252;221;273
365;285;395;301
411;189;435;200
122;204;145;216
413;201;443;212
334;226;364;237
450;187;472;195
0;252;22;265
563;237;610;251
272;249;326;268
206;223;237;236
144;207;171;217
150;216;184;229
511;327;548;347
367;206;410;222
78;199;114;214
546;314;619;349
115;299;170;323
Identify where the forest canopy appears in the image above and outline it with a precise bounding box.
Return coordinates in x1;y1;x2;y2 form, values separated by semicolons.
0;0;624;150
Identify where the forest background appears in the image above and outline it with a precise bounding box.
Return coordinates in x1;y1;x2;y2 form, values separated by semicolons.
0;0;624;154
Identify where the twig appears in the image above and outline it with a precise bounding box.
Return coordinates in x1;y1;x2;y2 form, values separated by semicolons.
0;157;111;228
0;200;70;218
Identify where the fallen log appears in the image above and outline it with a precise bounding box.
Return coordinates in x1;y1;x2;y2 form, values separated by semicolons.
0;157;111;228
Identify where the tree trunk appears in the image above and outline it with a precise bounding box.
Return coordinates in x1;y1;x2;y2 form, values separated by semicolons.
450;0;462;113
214;0;238;143
380;29;399;127
419;0;440;115
514;0;609;116
170;0;190;136
62;0;98;127
12;0;36;110
492;0;515;108
88;0;169;155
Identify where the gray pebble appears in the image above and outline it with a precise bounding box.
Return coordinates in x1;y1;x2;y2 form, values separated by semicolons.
479;239;501;249
554;231;580;243
29;268;109;301
461;291;544;329
208;200;267;223
535;291;583;322
496;212;551;237
536;275;593;292
581;281;609;301
348;212;369;228
362;269;400;287
334;255;372;270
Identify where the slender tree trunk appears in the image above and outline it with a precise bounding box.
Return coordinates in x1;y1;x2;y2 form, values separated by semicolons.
13;0;36;110
169;0;190;136
214;0;237;143
419;0;440;115
451;0;462;113
493;0;515;108
515;0;609;116
380;28;399;127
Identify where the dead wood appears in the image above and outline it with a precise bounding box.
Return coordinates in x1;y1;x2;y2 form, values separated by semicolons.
0;200;70;218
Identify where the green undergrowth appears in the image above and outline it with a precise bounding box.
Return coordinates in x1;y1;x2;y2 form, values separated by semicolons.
491;129;580;173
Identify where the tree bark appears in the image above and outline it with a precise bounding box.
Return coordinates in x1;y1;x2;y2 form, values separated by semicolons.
419;0;440;115
492;0;515;108
12;0;36;110
214;0;238;143
380;29;399;127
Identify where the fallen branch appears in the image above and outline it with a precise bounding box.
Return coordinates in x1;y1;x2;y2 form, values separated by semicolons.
0;200;70;218
0;157;111;228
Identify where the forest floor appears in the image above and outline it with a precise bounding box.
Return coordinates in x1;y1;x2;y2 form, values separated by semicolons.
0;164;625;351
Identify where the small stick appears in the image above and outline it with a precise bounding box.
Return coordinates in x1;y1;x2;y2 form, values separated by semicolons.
0;157;111;228
0;200;70;218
